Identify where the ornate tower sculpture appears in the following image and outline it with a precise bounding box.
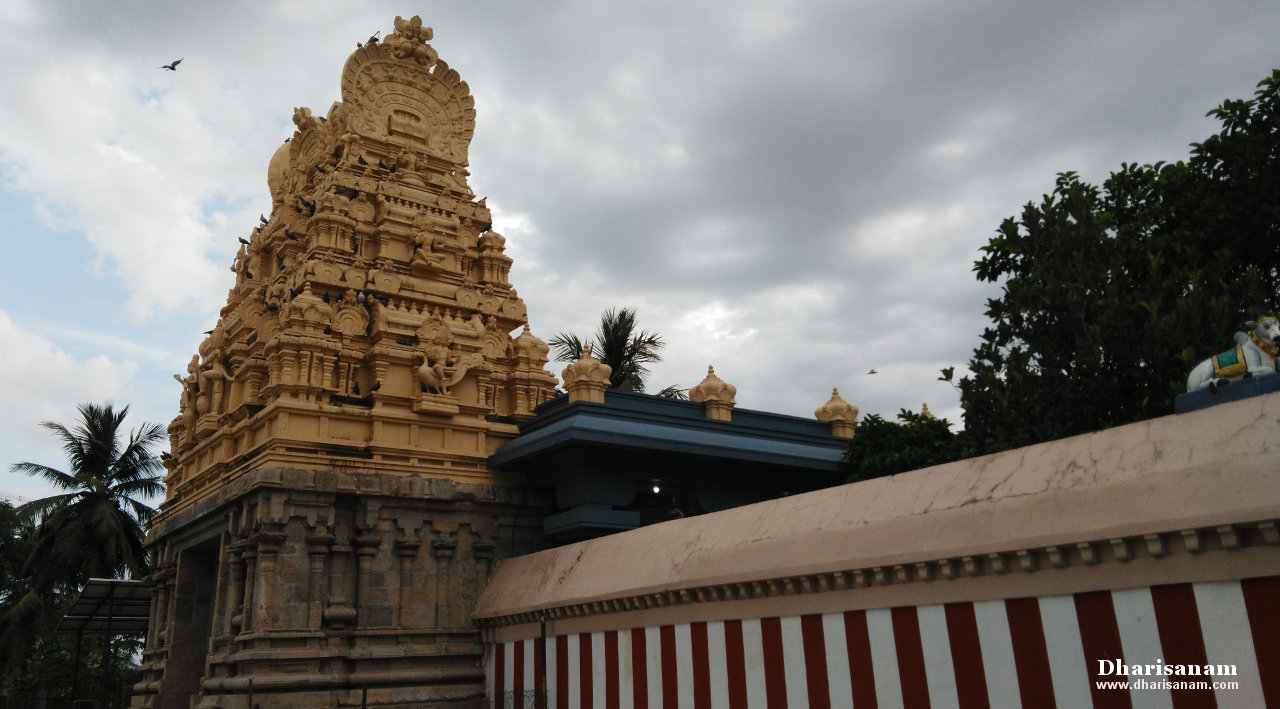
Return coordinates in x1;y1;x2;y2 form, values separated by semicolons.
134;17;558;709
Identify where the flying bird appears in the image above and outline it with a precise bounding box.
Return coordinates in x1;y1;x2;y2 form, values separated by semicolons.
158;58;183;71
867;369;878;375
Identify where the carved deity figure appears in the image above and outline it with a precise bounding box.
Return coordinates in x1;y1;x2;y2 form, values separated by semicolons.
231;243;257;286
395;150;418;173
174;355;200;432
413;233;447;270
416;344;454;395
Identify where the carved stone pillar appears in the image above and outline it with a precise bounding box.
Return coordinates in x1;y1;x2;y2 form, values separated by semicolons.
306;529;335;629
148;565;177;649
224;546;246;637
251;526;287;630
354;533;382;627
239;547;258;633
394;534;422;628
324;538;356;629
431;534;457;627
472;538;496;593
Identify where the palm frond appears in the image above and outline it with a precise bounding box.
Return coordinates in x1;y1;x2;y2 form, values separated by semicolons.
547;332;585;362
656;385;688;400
551;307;668;392
14;492;76;525
8;462;76;491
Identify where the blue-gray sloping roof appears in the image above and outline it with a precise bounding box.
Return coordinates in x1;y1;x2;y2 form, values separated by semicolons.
490;390;847;472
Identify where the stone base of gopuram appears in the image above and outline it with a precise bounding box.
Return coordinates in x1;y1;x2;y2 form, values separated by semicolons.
129;467;548;709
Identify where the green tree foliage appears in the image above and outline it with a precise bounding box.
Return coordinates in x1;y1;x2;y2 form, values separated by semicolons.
550;307;686;396
0;403;163;678
0;501;33;606
844;410;961;482
957;70;1280;455
0;631;143;707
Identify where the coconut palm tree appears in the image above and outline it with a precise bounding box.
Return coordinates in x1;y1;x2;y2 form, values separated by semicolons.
549;307;684;396
0;403;163;679
12;403;165;587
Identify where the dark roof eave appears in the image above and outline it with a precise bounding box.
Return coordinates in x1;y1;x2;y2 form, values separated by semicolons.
491;405;846;472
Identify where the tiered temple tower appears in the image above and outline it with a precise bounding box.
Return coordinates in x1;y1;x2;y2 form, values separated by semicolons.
133;17;559;708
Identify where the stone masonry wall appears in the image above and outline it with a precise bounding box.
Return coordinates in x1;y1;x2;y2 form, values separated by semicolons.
132;467;549;709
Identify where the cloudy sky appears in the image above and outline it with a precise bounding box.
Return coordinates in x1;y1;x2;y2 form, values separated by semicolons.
1;1;1276;502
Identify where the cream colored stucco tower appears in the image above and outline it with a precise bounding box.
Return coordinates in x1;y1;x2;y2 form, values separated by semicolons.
132;17;558;709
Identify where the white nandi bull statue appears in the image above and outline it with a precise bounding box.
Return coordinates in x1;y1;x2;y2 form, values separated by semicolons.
1187;315;1280;393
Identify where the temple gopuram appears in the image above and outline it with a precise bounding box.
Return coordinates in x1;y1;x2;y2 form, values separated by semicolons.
133;17;559;708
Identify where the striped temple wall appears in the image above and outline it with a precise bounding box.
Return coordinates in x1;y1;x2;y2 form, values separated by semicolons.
487;578;1279;708
475;393;1280;708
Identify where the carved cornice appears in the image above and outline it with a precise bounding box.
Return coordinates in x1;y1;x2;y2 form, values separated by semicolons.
473;518;1280;628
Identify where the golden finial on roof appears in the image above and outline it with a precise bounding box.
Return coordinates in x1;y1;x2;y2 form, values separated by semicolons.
561;345;611;404
815;387;859;438
689;365;737;421
384;15;438;65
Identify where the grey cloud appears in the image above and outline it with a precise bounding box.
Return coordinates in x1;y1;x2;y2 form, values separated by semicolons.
1;0;1277;450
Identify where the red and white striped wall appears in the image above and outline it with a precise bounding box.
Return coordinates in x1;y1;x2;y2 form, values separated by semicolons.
487;577;1279;708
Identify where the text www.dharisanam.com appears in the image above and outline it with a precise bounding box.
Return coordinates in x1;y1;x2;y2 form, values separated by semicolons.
1096;678;1240;691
